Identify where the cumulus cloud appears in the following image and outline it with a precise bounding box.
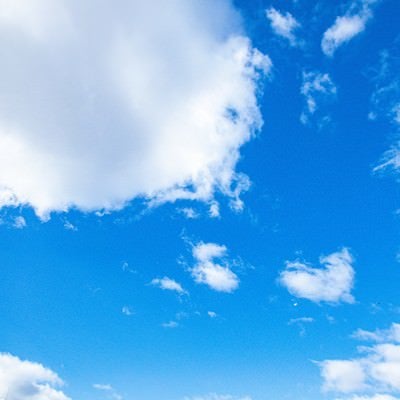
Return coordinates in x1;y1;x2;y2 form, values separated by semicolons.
0;353;70;400
321;0;377;56
265;7;300;46
151;277;186;294
319;323;400;396
190;242;239;293
0;0;271;220
300;71;337;126
279;248;355;304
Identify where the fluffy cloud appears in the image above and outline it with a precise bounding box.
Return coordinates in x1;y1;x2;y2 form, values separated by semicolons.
191;242;239;292
321;0;377;56
300;71;337;126
0;0;271;219
0;353;70;400
279;248;355;304
265;7;300;46
151;277;186;294
319;323;400;396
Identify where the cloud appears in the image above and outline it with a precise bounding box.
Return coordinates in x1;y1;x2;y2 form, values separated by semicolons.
279;248;355;304
93;383;122;400
184;394;251;400
191;242;239;292
121;306;134;316
162;321;179;329
338;396;400;400
352;323;400;343
265;7;300;46
321;0;377;56
151;277;187;294
0;0;271;220
0;353;70;400
12;215;26;229
300;71;337;126
208;311;218;318
319;323;400;396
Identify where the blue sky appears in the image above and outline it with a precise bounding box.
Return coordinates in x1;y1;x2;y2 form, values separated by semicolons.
0;1;400;400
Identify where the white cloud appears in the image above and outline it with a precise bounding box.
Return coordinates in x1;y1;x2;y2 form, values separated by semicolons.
93;383;122;400
179;207;199;219
162;321;179;329
300;71;337;125
208;311;218;318
93;384;113;391
321;0;377;56
191;242;239;293
0;353;70;400
13;215;26;229
151;277;186;294
319;323;400;396
338;396;400;400
121;306;134;316
0;0;271;220
352;323;400;343
265;7;300;46
321;360;366;392
279;248;355;304
184;394;251;400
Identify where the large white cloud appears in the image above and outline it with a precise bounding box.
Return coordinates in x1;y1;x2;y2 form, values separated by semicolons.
279;248;355;304
321;0;377;57
319;323;400;397
0;0;271;219
0;353;70;400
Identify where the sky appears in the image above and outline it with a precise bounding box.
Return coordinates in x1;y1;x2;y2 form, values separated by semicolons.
0;0;400;399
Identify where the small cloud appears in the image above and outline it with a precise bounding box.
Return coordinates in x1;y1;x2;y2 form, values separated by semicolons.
207;311;218;318
279;248;355;304
321;0;377;56
162;321;178;329
190;242;239;293
13;216;26;229
121;306;134;316
209;201;220;218
266;7;301;46
93;384;113;391
63;220;77;231
179;207;199;219
151;277;187;295
288;317;314;336
300;71;337;126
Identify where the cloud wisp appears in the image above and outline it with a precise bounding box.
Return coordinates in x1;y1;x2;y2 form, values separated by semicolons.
265;7;300;46
322;0;377;57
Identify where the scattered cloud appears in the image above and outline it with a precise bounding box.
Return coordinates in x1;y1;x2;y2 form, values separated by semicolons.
184;394;252;400
191;242;239;293
151;277;187;295
208;311;218;318
93;383;122;400
319;323;400;396
300;71;337;126
0;353;70;400
288;317;314;336
12;215;26;229
265;7;300;46
279;248;355;304
0;0;271;220
321;0;377;56
179;207;199;219
162;321;179;329
121;306;134;316
63;220;77;231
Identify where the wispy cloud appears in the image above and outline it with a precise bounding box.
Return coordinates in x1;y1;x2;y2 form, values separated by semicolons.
322;0;378;56
151;277;187;295
266;7;300;46
300;71;337;126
